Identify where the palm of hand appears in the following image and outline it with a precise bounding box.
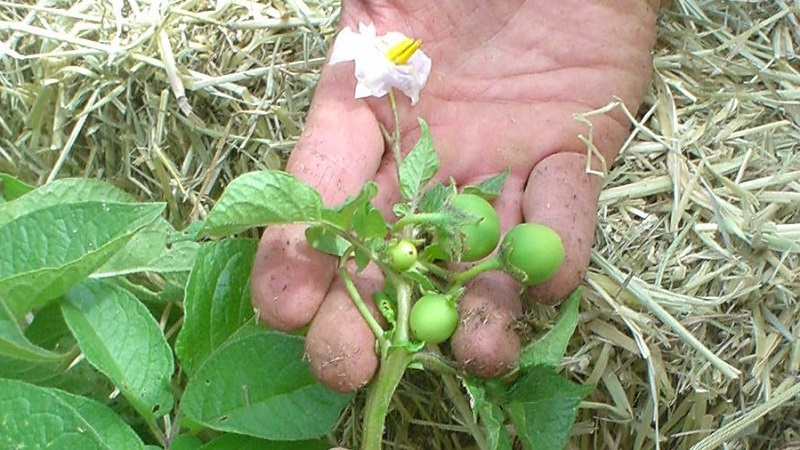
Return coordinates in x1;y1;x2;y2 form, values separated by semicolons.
252;0;660;391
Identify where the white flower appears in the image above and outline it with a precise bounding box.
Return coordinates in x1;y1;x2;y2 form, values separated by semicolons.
329;22;431;105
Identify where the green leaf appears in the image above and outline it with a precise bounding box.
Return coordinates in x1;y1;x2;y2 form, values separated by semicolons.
201;171;322;236
519;289;581;368
321;181;378;230
0;177;136;228
505;366;593;450
169;434;204;450
417;181;452;214
392;202;410;218
462;168;510;200
182;326;352;440
0;300;65;363
61;279;175;420
354;247;373;272
484;403;512;450
173;220;206;243
402;267;437;292
200;434;329;450
0;297;70;382
0;201;164;317
95;217;199;277
0;379;144;450
305;225;351;257
175;239;258;376
398;119;439;201
24;302;75;353
2;307;103;386
0;173;34;201
353;203;388;241
464;379;512;450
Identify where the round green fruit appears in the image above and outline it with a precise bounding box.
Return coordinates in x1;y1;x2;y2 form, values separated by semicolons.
409;294;459;344
500;223;565;285
451;193;501;262
386;239;417;271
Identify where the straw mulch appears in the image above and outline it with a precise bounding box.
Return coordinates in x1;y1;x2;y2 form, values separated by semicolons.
2;0;799;449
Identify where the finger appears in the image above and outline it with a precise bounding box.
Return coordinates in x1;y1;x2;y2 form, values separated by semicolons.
450;271;523;378
251;223;337;331
305;263;384;393
450;176;525;378
251;57;385;331
522;152;604;304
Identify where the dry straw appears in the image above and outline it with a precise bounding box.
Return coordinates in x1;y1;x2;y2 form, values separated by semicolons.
2;0;799;449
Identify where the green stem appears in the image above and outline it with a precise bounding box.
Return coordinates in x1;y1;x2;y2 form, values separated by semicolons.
419;260;450;279
412;350;489;449
412;350;461;376
339;267;385;339
393;212;451;231
144;416;166;447
388;90;403;181
317;221;395;277
361;348;412;450
394;280;412;344
441;374;489;450
450;257;503;289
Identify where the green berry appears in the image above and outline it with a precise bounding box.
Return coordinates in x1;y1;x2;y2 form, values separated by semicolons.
451;193;501;262
410;294;459;344
386;239;418;271
500;223;564;285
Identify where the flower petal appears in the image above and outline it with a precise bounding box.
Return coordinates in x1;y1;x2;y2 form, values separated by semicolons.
329;26;360;64
328;22;432;105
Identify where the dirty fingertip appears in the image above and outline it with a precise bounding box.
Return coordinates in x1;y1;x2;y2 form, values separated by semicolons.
305;264;384;393
522;152;603;304
451;271;522;378
250;223;337;331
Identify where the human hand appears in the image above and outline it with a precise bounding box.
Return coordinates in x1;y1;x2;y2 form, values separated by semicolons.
251;0;662;392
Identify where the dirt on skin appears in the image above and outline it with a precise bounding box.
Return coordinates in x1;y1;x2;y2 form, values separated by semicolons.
451;271;522;378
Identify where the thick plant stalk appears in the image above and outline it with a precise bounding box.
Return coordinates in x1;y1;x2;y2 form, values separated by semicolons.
361;348;412;450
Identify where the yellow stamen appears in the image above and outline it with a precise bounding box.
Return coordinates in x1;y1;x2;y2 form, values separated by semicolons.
386;38;422;65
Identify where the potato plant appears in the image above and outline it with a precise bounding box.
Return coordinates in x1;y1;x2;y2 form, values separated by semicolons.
0;119;590;450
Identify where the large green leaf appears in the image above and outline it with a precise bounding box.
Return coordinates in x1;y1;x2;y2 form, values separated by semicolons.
0;177;135;228
95;217;199;277
0;178;190;277
61;279;174;420
0;201;164;317
518;289;582;368
0;379;144;450
201;171;322;236
175;239;258;375
182;327;352;440
398;118;439;201
200;434;329;450
505;366;593;450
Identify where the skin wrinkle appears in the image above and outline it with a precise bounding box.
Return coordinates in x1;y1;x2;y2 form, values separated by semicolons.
362;25;651;181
